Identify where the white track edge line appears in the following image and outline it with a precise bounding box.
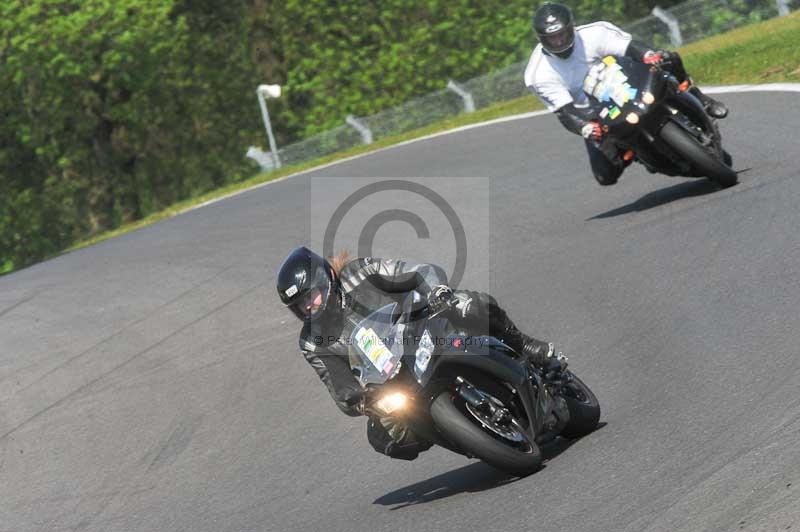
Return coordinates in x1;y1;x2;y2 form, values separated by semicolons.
184;83;800;213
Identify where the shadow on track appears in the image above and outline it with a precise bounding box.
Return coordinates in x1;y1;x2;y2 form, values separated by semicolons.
373;433;597;510
588;179;722;220
373;462;518;510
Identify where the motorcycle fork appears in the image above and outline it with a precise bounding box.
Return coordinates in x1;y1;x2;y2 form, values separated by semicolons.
525;369;558;438
638;128;691;175
634;104;701;175
453;373;541;443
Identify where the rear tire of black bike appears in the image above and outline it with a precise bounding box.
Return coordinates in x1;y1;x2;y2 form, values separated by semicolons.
723;149;733;167
659;120;738;188
560;373;601;438
430;392;542;477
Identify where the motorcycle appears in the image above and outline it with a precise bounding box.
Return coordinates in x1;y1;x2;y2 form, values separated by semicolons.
582;55;737;187
348;292;600;476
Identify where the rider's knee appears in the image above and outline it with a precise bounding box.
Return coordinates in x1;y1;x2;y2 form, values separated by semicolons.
593;170;621;186
367;417;431;461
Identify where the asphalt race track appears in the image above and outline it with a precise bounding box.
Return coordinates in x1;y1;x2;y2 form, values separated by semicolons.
2;89;800;532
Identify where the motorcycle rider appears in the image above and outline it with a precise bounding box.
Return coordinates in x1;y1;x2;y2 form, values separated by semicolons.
524;2;728;186
276;246;563;461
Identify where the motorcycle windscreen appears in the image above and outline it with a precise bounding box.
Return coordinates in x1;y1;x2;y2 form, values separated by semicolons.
349;302;405;386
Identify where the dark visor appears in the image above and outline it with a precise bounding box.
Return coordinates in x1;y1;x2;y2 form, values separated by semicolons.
290;285;330;320
539;26;574;54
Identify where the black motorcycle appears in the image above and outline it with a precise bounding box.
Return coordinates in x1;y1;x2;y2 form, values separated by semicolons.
582;55;737;187
349;292;600;476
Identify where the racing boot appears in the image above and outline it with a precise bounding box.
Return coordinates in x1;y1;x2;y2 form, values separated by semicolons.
501;326;565;374
452;290;566;373
522;337;567;376
688;83;728;119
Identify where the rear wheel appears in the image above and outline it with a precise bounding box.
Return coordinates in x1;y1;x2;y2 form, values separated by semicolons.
723;149;733;167
659;120;737;187
560;373;601;438
430;384;542;476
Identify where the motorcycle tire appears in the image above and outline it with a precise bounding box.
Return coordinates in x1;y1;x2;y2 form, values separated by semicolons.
659;120;738;188
560;372;601;438
430;390;542;476
723;149;733;167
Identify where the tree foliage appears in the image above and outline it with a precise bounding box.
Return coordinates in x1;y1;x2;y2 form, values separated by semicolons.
0;0;681;271
0;0;259;270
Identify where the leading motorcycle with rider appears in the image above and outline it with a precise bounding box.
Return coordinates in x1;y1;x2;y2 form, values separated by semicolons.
276;247;600;475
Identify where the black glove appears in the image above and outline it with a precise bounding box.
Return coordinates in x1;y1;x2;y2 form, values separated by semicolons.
342;388;368;415
427;284;456;315
581;120;604;142
642;49;665;66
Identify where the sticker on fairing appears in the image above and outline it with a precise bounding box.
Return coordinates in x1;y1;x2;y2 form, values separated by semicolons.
609;106;621;119
355;327;395;373
607;71;628;89
587;63;628;104
600;107;610;119
611;82;635;107
414;329;435;375
611;88;626;107
285;285;298;297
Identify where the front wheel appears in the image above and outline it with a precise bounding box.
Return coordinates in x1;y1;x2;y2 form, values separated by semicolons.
658;120;738;188
430;390;542;476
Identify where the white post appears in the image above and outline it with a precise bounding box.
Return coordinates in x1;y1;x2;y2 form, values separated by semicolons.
652;6;683;48
345;115;373;144
776;0;790;15
246;146;276;171
256;84;282;169
446;80;476;113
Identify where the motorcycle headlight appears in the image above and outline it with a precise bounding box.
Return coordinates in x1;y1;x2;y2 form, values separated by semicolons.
625;112;640;124
375;392;408;415
642;91;655;105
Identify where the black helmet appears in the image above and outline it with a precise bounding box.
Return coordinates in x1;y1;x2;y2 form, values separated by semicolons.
533;3;576;59
277;246;338;321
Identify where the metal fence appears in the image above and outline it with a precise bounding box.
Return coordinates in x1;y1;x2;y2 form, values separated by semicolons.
625;0;798;47
250;0;796;172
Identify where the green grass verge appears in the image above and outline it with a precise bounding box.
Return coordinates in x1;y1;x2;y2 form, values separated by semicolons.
19;10;800;270
681;10;800;83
